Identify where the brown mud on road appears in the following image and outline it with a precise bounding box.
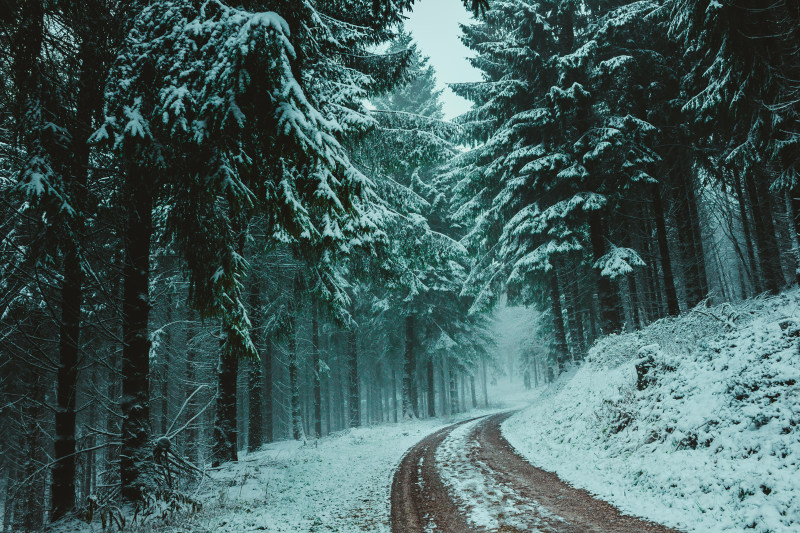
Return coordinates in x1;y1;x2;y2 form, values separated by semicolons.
390;412;682;533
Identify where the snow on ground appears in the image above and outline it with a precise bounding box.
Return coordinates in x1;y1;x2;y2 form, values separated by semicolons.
67;406;522;532
193;406;525;532
435;417;559;532
503;290;800;533
190;420;451;532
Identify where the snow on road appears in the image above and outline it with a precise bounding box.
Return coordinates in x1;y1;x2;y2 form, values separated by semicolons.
435;417;556;531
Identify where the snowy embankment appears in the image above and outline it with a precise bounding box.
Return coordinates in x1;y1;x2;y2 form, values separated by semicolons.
504;290;800;533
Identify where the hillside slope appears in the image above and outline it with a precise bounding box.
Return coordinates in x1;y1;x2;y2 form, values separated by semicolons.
504;290;800;532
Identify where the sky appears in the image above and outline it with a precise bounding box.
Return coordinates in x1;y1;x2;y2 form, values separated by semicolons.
405;0;482;120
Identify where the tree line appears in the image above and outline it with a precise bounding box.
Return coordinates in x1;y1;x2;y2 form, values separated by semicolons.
445;0;799;381
0;0;491;529
2;0;799;530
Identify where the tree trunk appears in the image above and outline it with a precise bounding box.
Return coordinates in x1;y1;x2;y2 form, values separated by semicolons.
160;300;172;435
213;329;239;464
120;162;153;501
786;189;800;284
213;219;248;465
449;368;459;415
733;169;761;292
248;284;263;452
391;367;398;423
481;358;489;407
687;179;709;297
323;332;331;434
673;170;705;307
347;328;359;427
185;308;199;464
426;357;436;418
312;300;322;437
548;272;569;371
745;169;783;293
470;375;477;408
52;223;82;520
566;276;586;359
289;275;304;439
52;0;98;519
402;315;418;418
627;274;641;330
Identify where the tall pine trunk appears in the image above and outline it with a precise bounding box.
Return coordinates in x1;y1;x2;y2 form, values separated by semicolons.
745;169;783;293
687;179;709;297
568;281;586;358
347;328;360;427
120;162;153;501
449;368;459;415
212;220;248;465
312;300;322;437
185;308;199;464
160;299;172;435
289;275;304;439
733;170;761;292
548;271;569;370
673;170;705;307
402;315;418;418
470;375;477;408
481;359;489;407
426;357;436;418
248;284;263;451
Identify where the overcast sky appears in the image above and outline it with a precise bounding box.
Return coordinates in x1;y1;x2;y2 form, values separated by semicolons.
405;0;482;119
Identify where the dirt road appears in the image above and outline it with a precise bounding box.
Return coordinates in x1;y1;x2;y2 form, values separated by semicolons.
390;412;681;533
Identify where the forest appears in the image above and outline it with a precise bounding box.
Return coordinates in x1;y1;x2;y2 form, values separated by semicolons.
1;0;798;531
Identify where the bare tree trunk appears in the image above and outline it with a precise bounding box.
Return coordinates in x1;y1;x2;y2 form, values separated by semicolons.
312;300;322;437
449;367;459;415
263;337;274;443
733;170;762;292
745;169;783;293
213;219;248;465
651;184;679;315
549;272;569;371
426;358;436;418
470;375;477;408
688;179;709;297
391;367;398;423
289;275;304;439
482;359;489;407
185;309;199;464
567;278;586;359
160;300;172;435
120;162;153;501
784;190;800;284
673;169;705;307
347;328;359;428
248;284;263;451
402;315;418;418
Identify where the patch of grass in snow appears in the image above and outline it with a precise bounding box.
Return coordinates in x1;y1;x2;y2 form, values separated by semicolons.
503;289;800;533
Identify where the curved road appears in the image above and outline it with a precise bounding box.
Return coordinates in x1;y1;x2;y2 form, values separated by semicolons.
390;412;681;533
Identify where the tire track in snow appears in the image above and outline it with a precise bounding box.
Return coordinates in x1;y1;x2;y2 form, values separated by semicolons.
391;412;682;533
